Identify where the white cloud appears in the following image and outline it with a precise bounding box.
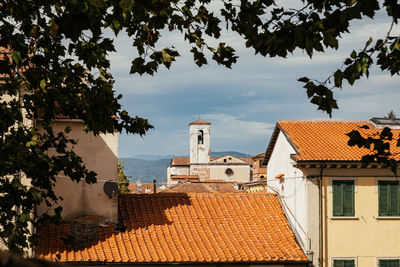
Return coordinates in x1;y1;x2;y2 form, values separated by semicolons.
112;8;400;158
242;90;257;97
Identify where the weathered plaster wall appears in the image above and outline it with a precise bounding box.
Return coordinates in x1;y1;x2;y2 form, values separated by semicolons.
36;120;118;222
189;124;210;164
305;178;320;267
167;166;190;184
190;164;250;182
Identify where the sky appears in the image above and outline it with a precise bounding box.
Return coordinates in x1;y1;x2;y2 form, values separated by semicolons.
109;7;400;158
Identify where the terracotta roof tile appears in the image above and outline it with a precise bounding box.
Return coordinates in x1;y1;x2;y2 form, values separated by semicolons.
162;182;240;193
277;120;400;161
170;175;199;180
128;183;156;194
252;152;265;159
171;157;190;166
36;193;308;264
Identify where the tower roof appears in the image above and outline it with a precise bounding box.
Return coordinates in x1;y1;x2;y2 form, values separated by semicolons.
189;120;211;125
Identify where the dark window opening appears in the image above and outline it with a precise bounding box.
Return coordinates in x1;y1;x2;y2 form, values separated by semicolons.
197;130;204;144
223;159;227;162
225;168;234;176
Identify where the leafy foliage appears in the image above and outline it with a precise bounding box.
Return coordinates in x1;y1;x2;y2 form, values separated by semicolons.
1;0;399;253
385;110;398;119
347;125;400;176
117;161;130;194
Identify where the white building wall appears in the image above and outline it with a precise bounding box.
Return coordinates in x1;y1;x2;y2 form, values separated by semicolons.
266;131;308;252
189;124;210;164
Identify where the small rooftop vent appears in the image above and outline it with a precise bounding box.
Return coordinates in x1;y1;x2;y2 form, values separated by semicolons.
370;117;400;129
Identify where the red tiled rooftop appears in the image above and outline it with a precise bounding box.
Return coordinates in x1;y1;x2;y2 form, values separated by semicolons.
276;120;400;162
170;175;199;180
35;193;308;264
171;157;190;166
162;182;240;193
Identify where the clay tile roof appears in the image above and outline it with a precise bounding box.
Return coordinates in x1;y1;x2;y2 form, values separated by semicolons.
170;175;199;180
189;120;211;125
162;182;240;193
128;183;156;194
171;157;190;166
275;120;400;162
252;152;265;159
238;157;253;164
35;193;308;264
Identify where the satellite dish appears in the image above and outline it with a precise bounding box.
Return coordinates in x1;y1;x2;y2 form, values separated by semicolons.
103;181;118;198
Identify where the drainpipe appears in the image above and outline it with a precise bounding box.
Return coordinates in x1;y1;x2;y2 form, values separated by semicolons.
319;163;325;267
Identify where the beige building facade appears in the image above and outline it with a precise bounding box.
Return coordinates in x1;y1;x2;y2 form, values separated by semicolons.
36;120;119;222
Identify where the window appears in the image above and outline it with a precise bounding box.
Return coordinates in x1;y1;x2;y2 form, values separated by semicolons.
197;130;204;144
332;180;354;216
333;259;355;267
225;168;233;176
379;259;400;267
378;181;400;216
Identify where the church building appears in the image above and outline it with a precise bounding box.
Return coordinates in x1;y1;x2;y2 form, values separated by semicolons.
167;120;253;184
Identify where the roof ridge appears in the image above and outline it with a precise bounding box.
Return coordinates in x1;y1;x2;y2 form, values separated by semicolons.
278;120;370;124
122;192;277;197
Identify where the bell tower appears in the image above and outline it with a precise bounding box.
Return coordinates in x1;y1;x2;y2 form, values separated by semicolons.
189;120;211;164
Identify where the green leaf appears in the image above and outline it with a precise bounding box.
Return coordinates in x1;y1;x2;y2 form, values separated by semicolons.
19;213;30;223
350;50;357;59
11;51;22;64
334;70;343;88
39;79;46;89
394;39;400;50
130;57;145;75
298;77;309;83
364;37;373;49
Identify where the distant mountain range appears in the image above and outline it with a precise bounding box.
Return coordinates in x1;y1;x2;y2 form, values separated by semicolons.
130;151;251;161
120;151;253;184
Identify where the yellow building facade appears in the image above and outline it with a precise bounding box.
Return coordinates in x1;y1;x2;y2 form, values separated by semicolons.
264;120;400;267
322;175;400;267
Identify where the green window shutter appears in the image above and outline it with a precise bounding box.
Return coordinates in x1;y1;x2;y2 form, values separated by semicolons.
379;181;400;216
344;181;355;216
389;181;399;216
333;259;355;267
333;260;344;267
380;260;388;267
379;181;389;216
333;181;344;216
380;259;399;267
333;180;354;216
